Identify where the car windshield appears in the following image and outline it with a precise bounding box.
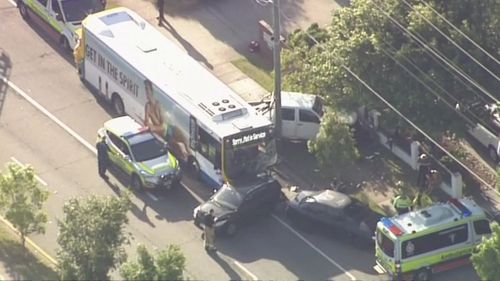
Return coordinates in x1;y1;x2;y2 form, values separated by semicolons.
60;0;105;22
129;135;167;162
212;185;243;210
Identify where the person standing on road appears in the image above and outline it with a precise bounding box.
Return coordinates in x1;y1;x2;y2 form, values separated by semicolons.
204;209;216;252
157;0;165;26
96;136;109;180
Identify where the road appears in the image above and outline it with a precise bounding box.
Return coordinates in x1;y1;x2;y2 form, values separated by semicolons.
0;0;480;280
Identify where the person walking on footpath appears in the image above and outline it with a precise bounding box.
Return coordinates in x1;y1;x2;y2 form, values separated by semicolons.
204;209;216;252
96;136;109;180
156;0;165;26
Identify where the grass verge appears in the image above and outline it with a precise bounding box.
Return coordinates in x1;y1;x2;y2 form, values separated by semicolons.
232;58;274;93
0;223;58;280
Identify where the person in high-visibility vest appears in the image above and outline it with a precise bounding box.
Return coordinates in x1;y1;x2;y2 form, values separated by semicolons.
393;193;412;215
392;182;412;215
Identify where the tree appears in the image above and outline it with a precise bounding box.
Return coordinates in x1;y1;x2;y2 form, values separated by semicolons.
308;112;360;172
471;222;500;281
0;162;49;247
57;193;132;280
120;244;186;281
282;0;500;139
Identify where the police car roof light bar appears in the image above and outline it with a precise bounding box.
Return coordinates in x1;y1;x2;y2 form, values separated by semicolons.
449;198;472;217
381;217;404;236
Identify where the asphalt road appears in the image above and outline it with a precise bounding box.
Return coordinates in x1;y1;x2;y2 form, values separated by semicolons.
0;0;480;280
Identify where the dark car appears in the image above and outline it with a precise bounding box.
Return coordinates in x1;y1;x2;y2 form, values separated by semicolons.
286;189;382;243
193;177;282;236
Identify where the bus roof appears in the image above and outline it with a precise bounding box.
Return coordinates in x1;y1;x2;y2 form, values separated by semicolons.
83;7;272;138
382;198;485;237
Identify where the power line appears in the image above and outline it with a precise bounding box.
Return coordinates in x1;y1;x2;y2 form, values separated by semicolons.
275;2;495;190
400;0;500;83
418;0;500;67
373;0;498;104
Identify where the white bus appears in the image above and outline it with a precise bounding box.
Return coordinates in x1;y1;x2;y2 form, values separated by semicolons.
76;7;277;188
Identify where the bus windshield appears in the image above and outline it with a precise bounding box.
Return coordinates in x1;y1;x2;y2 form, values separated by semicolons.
224;128;277;184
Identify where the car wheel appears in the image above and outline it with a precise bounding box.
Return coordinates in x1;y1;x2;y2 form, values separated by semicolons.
60;36;71;52
414;268;432;281
131;175;143;192
225;222;237;236
488;146;499;162
19;2;29;20
112;94;125;116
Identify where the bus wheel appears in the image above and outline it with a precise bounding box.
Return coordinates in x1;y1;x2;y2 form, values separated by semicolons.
19;2;29;20
112;94;125;116
414;268;431;281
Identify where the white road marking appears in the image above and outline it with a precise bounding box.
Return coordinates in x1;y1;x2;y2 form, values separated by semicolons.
3;78;98;154
10;157;48;186
2;73;355;281
272;215;357;281
7;0;16;7
233;261;259;281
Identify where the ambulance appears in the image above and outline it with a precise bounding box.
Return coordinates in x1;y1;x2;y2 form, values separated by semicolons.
374;198;491;281
17;0;105;50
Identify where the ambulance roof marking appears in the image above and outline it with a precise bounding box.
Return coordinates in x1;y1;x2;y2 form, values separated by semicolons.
390;198;485;235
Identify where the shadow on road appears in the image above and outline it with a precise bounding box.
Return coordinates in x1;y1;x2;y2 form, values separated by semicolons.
20;17;75;67
105;165;206;224
207;251;242;280
0;49;12;117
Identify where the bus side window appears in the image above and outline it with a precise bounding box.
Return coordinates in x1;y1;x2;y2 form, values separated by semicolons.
474;219;491;235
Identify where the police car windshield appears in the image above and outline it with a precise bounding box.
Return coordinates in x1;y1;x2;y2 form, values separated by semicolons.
60;0;104;22
128;134;167;162
212;185;242;210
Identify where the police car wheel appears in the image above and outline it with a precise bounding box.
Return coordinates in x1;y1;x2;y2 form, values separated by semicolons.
131;175;143;192
414;268;431;281
19;2;29;20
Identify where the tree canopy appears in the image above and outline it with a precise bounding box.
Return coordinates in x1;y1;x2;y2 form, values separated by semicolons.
57;193;132;280
282;0;500;135
471;222;500;281
120;244;186;281
0;162;49;247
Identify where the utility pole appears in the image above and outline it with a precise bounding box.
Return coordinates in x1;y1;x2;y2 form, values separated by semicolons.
272;0;282;139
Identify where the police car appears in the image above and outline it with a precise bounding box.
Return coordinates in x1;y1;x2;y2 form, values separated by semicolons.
17;0;105;51
97;116;182;191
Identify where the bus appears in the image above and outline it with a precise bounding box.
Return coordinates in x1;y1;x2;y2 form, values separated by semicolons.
374;198;491;281
75;7;277;188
